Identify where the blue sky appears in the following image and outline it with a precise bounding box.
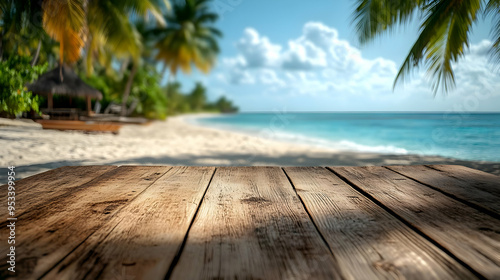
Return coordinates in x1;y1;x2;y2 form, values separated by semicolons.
175;0;500;112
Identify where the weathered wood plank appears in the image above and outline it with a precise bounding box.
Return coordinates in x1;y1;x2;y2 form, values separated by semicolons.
171;167;342;279
331;166;500;279
0;166;171;280
0;165;117;217
42;166;215;280
284;167;477;279
387;165;500;218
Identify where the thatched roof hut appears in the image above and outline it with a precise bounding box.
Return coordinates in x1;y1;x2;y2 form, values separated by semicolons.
26;66;102;115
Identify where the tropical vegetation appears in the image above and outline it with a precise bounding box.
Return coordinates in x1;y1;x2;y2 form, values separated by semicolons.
165;81;238;114
353;0;500;93
0;0;238;119
0;56;47;118
150;0;222;77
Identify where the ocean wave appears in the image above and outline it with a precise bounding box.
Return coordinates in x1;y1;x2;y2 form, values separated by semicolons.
259;131;409;155
334;140;409;154
192;118;411;155
191;113;500;161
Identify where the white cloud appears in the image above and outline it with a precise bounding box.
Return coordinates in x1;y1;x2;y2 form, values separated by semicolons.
221;56;246;68
219;22;398;95
236;28;282;68
259;69;285;86
282;39;327;70
468;40;491;57
216;22;499;105
302;22;340;49
229;68;256;85
452;40;500;98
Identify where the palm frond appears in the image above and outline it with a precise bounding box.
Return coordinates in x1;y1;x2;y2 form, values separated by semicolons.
486;0;500;65
352;0;426;44
197;13;218;24
394;0;481;94
42;0;87;64
83;0;171;74
84;0;143;74
88;1;142;58
154;0;221;76
110;0;167;25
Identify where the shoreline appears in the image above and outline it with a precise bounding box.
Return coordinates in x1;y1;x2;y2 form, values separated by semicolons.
1;115;499;182
182;113;500;164
178;113;338;152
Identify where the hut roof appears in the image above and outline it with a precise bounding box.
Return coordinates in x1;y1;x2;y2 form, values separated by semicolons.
27;66;103;100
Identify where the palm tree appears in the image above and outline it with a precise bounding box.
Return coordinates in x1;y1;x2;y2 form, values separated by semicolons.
38;0;167;69
353;0;500;94
83;0;167;115
84;0;167;75
0;0;46;62
41;0;87;69
151;0;222;78
36;0;168;115
188;82;207;111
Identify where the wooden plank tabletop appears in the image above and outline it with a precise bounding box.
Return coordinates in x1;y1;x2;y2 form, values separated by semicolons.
1;165;499;279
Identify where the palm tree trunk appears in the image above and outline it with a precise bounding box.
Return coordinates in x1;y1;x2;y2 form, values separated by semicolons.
0;31;4;62
119;58;130;77
31;40;42;66
85;36;94;76
121;63;138;116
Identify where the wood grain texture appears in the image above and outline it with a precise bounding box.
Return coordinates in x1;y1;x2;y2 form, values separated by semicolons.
331;166;500;279
284;167;477;280
387;165;500;217
171;167;342;279
0;166;171;280
41;166;215;280
0;165;117;217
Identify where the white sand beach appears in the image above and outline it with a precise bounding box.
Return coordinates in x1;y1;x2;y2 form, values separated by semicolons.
1;114;499;182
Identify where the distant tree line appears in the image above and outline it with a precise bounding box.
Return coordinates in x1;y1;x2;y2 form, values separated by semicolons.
166;82;238;115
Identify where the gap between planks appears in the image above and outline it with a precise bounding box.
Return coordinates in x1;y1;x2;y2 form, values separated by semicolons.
165;167;344;279
168;167;343;279
285;167;479;279
385;165;500;221
6;166;494;279
40;167;215;280
41;166;174;280
0;166;173;279
280;167;338;259
163;168;218;279
326;167;488;280
107;166;487;279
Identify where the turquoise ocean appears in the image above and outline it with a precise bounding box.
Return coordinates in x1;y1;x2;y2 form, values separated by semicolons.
192;113;500;162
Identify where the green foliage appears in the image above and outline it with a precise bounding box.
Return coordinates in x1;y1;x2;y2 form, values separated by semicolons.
1;0;234;121
83;65;168;120
79;66;239;120
188;82;207;111
213;96;238;113
129;65;168;120
165;81;238;115
165;82;191;114
80;68;120;111
1;0;45;58
352;0;499;94
0;56;47;118
151;0;222;75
